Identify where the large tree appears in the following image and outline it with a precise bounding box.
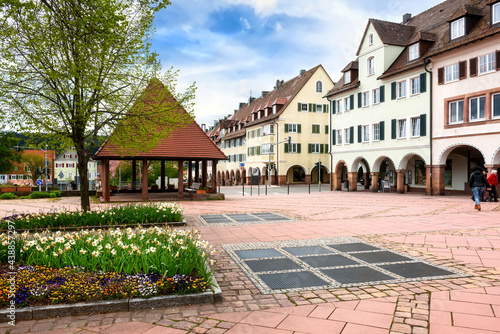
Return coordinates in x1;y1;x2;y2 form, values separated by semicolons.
0;131;23;174
21;151;51;185
0;0;195;210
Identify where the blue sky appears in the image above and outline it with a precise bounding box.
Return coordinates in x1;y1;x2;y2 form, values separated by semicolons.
151;0;443;126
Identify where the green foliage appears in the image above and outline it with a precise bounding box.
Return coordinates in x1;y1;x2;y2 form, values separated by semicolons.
0;193;16;200
0;202;183;230
0;131;23;174
0;0;194;211
28;192;51;199
22;152;50;185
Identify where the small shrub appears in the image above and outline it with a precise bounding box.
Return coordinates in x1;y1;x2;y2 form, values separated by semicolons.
51;191;62;197
49;193;56;198
29;192;51;199
0;193;16;200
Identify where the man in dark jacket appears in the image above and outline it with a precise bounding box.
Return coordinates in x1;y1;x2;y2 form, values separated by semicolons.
469;166;489;211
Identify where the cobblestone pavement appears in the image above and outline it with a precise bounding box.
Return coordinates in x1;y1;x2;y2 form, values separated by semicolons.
1;191;500;333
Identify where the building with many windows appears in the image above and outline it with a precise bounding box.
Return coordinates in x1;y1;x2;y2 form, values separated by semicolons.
54;148;98;190
208;65;334;186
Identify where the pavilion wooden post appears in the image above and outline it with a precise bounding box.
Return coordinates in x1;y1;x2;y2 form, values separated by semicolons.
160;160;166;190
212;160;217;191
195;161;200;182
131;159;137;190
141;159;148;201
178;160;184;199
102;158;110;203
202;160;208;187
188;161;193;187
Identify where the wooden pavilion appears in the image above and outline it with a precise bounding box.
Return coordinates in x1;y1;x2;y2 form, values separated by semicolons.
94;80;227;202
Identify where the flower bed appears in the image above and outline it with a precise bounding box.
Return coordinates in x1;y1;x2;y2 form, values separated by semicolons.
0;202;183;230
0;226;216;308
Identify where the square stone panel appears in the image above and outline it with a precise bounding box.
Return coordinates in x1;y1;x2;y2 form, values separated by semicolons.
253;213;291;220
350;251;412;263
298;254;358;268
259;271;328;290
379;262;454;279
227;214;261;222
321;266;394;284
283;246;333;256
328;243;381;252
235;249;284;260
245;258;304;273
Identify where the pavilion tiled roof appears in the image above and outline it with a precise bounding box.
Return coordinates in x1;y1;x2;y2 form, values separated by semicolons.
94;80;227;161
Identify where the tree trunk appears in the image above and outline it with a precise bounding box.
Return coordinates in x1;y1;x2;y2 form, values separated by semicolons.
75;139;91;212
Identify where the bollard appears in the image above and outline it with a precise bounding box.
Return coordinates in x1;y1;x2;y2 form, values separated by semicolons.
265;184;267;195
287;184;289;195
309;183;310;194
250;183;252;196
258;184;260;196
242;183;244;196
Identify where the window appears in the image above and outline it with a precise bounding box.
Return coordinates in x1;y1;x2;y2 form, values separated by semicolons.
261;124;274;135
411;117;421;137
450;17;465;39
373;123;380;141
312;124;320;134
362;125;370;142
397;80;407;99
494;93;500;118
345;71;351;84
479;53;496;74
470;96;486;121
337;100;343;114
316;104;323;113
410;76;420;95
397;119;407;138
368;57;375;76
301;103;308;112
344;128;351;144
362;91;370;107
449;100;464;123
494;3;500;25
288;143;299;153
288;123;298;133
261;144;274;154
372;88;380;104
68;172;73;179
409;43;419;61
311;144;320;153
344;97;352;111
369;34;374;45
316;81;323;93
445;64;459;83
336;130;342;145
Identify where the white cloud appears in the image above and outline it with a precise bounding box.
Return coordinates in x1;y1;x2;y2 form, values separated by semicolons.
239;17;251;30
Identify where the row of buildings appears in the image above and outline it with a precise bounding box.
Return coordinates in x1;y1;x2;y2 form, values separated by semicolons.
208;0;500;195
0;148;98;190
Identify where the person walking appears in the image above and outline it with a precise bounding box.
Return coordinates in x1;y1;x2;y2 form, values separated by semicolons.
488;170;498;202
469;166;489;211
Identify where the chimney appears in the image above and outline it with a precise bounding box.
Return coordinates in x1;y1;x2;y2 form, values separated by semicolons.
403;13;412;24
261;91;270;97
299;69;306;76
201;124;206;131
248;96;255;104
239;102;245;109
275;79;282;89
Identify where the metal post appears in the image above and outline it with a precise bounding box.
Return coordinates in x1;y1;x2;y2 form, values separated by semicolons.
309;183;310;194
258;183;260;196
318;159;321;193
287;184;289;195
44;148;48;192
265;184;267;195
268;154;271;187
250;182;252;196
242;183;244;196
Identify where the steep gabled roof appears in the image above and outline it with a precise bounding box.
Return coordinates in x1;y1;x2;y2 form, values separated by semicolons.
94;80;226;160
356;19;415;56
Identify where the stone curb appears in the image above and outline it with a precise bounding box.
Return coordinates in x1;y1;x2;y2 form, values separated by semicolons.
0;260;221;323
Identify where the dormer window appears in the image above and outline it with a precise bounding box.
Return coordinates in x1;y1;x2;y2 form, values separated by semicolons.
345;71;351;84
367;57;375;76
369;33;374;45
409;43;419;61
450;17;465;40
493;3;500;25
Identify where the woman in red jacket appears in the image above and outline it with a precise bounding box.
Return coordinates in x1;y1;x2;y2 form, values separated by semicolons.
488;170;498;202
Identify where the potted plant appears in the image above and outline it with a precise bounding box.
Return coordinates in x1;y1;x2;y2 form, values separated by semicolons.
167;184;175;190
197;186;207;194
1;184;16;193
150;183;159;190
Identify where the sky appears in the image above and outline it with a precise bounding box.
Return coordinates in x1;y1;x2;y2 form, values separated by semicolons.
151;0;443;127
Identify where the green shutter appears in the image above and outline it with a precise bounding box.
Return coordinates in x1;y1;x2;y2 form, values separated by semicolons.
380;121;385;140
308;144;312;153
284;143;289;153
358;92;362;108
297;144;301;153
325;125;329;134
350;126;354;144
324;104;329;113
391;119;397;139
248;148;250;155
420;73;427;93
257;146;261;155
298;102;301;111
357;125;362;143
391;82;396;100
298;124;301;133
320;144;324;154
284;124;289;133
380;85;385;103
420;114;427;136
309;103;313;112
350;95;354;110
331;129;336;145
332;100;336;114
